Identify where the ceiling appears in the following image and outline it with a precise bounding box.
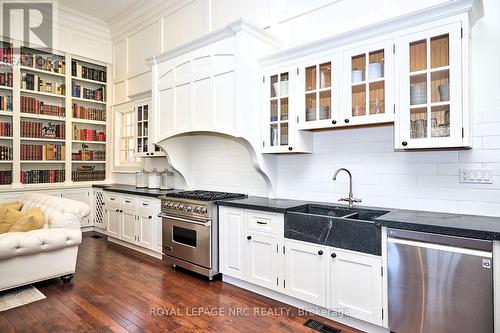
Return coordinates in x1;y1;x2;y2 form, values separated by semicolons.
58;0;143;23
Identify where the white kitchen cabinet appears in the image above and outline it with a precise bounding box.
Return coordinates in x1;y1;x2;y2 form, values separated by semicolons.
284;240;327;307
63;189;92;228
105;207;121;239
121;208;137;243
329;248;383;326
93;188;105;229
262;67;312;153
134;98;165;157
246;233;280;291
137;212;155;248
219;206;246;279
343;40;394;127
395;20;466;149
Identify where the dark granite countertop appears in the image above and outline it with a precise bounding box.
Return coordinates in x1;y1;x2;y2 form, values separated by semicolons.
93;184;182;198
216;196;309;213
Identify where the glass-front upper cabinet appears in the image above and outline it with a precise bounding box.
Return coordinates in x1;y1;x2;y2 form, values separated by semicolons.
262;68;312;153
396;22;463;149
135;99;165;157
343;41;394;126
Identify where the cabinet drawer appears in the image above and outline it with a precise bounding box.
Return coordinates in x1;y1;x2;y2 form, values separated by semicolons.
246;210;283;236
105;193;120;205
122;196;137;207
138;199;153;210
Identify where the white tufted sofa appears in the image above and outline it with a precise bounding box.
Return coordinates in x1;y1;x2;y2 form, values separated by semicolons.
0;192;90;291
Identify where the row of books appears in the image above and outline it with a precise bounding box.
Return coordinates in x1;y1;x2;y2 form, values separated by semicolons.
72;170;105;182
0;44;13;64
21;121;65;139
72;149;105;161
0;95;12;111
0;146;12;160
21;169;65;184
72;83;105;102
0;72;12;87
20;144;65;161
0;122;12;137
72;104;106;121
21;96;65;117
21;73;66;96
72;127;106;142
71;61;106;83
20;52;66;74
0;170;12;185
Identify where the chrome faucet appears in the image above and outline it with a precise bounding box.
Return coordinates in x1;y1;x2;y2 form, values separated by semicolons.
332;168;362;208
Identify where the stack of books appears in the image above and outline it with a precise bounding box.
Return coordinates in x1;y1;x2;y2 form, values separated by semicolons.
0;170;12;185
0;95;12;111
21;73;66;95
72;126;105;141
0;43;13;64
71;61;106;82
21;144;65;161
72;82;106;101
72;103;106;121
72;169;105;182
0;122;12;136
20;52;65;74
0;145;12;160
72;149;105;161
21;121;65;139
0;72;12;87
21;96;65;116
21;169;65;184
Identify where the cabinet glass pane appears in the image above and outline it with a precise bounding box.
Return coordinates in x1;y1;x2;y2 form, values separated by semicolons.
280;73;289;96
410;74;427;105
137;123;142;137
280;123;288;146
369;81;384;115
305;66;316;91
351;54;365;83
305;92;316;122
431;34;449;68
368;50;384;80
319;90;331;120
143;105;148;120
144;121;148;136
143;138;148;152
431;105;450;137
410;39;427;72
352;84;366;117
270;99;278;122
431;70;449;103
270;124;278;146
410;108;428;139
137;106;142;121
270;75;278;98
137;138;142;152
319;62;331;88
280;98;288;121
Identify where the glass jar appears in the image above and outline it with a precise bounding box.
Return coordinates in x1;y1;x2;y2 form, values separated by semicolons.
135;169;148;188
148;168;160;189
160;169;174;190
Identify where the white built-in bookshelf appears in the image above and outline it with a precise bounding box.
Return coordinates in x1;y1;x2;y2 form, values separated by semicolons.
0;39;110;187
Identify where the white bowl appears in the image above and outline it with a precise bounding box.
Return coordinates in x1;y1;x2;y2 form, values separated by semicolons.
351;70;363;83
368;63;383;80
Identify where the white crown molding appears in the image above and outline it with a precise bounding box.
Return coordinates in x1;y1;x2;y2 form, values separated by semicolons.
146;18;280;65
260;0;482;67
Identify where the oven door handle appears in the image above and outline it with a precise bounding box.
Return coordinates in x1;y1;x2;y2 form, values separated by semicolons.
158;213;212;227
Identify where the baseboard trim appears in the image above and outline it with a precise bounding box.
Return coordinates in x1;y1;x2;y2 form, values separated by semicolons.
222;275;389;333
107;237;162;259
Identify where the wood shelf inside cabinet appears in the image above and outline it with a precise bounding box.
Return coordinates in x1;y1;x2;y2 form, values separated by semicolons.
72;140;106;145
20;113;66;121
0;160;12;163
71;160;106;164
0;111;13;116
71;97;106;105
20;89;66;99
0;136;13;140
0;86;13;91
20;160;65;164
19;66;66;78
72;118;106;125
71;76;106;85
21;137;66;143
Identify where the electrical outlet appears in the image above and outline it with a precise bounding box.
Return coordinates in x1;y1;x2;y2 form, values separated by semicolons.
459;168;493;184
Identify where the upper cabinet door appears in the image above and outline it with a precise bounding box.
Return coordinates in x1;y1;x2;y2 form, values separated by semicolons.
396;22;463;149
298;54;341;130
343;40;394;127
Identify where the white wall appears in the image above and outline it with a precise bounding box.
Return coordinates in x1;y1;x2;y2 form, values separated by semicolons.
111;0;500;217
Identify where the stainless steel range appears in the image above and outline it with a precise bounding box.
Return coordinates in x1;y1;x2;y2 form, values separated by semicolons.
159;190;246;279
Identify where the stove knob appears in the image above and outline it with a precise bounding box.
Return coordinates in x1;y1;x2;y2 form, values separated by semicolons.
200;207;208;214
166;202;172;208
173;204;179;210
185;205;192;212
178;204;185;210
194;207;201;214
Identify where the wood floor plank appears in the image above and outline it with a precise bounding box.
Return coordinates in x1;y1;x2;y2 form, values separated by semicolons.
0;232;364;333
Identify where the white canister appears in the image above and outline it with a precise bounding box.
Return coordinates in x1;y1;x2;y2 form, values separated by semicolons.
368;63;383;80
135;169;148;188
148;168;160;189
351;69;363;83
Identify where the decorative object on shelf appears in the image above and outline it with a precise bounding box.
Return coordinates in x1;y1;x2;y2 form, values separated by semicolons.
351;69;363;83
271;126;278;146
147;168;160;189
438;83;449;102
410;83;427;105
371;99;383;114
76;165;95;172
135;169;148;188
368;63;383;80
42;122;57;138
272;80;288;97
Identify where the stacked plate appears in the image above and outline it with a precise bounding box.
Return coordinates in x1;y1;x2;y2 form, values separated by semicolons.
410;83;427;105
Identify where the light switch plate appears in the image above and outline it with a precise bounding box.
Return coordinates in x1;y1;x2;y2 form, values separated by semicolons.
459;168;493;184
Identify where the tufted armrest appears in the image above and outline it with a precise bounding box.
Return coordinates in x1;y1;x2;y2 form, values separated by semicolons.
0;228;82;260
19;193;90;229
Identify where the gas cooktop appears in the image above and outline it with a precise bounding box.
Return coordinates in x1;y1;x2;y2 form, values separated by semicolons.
162;190;247;202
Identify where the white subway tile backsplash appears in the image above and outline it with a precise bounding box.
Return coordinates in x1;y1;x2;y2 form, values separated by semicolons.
482;190;500;203
458;201;500;216
482;136;500;149
438;188;482;201
417;175;458;187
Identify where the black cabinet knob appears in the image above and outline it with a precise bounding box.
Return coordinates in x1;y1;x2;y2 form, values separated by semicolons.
148;216;152;219
120;210;123;213
318;250;323;255
247;235;252;240
402;141;408;146
115;209;119;212
331;253;337;258
331;120;337;125
344;119;350;123
288;147;293;151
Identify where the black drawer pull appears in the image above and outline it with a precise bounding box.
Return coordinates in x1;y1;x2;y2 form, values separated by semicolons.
115;209;119;212
256;221;267;225
125;200;131;203
402;141;408;146
120;210;123;213
318;250;323;255
344;119;350;123
331;253;337;258
247;236;252;240
331;120;337;125
148;216;152;219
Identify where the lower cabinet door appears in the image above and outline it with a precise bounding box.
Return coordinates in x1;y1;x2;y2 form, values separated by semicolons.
245;233;279;290
219;207;246;279
137;213;154;249
121;209;137;243
284;240;327;307
106;208;121;239
329;248;383;326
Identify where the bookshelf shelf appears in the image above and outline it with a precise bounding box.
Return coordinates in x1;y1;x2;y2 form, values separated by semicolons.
20;113;66;121
71;76;106;85
19;66;66;78
20;160;65;164
0;111;13;116
0;136;13;140
72;118;106;125
21;137;66;143
71;97;106;105
72;140;106;145
0;86;13;91
0;160;12;164
20;89;66;99
71;160;106;164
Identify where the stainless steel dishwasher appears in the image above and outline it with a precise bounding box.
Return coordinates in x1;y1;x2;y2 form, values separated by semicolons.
387;228;493;333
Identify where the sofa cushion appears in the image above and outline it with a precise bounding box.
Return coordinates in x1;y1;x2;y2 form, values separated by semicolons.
7;208;44;232
0;228;82;260
0;202;24;234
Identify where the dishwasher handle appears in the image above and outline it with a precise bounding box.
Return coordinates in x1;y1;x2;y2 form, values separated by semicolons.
388;237;492;258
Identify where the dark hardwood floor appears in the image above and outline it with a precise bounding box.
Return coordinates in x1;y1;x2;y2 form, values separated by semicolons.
0;232;364;333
